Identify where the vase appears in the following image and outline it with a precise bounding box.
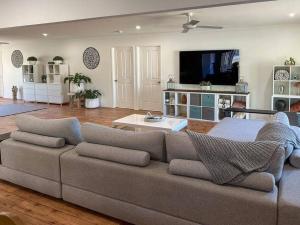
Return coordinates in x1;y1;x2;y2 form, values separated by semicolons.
181;94;187;104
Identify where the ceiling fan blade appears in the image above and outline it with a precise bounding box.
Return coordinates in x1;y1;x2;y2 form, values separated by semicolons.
182;29;189;33
188;20;199;26
196;25;223;29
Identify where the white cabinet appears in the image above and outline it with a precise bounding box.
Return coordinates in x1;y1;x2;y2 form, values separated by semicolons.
23;64;69;105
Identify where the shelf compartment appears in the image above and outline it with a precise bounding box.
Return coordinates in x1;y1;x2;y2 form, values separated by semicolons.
176;105;187;117
274;80;289;95
290;98;300;113
190;93;201;106
202;107;215;121
273;97;289;111
202;94;215;107
165;105;175;117
189;106;202;119
176;92;188;105
291;66;300;80
164;92;175;105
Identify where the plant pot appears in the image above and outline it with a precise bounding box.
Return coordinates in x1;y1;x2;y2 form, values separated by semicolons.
85;98;100;108
70;83;85;93
54;60;63;65
28;61;37;65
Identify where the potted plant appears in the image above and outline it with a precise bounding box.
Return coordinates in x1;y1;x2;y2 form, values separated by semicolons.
83;89;102;108
27;56;38;65
64;72;92;93
53;56;64;64
200;81;212;91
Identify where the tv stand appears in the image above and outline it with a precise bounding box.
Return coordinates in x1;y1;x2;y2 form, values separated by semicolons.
163;89;250;122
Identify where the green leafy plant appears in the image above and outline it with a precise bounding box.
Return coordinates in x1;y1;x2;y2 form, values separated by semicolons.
27;56;37;61
53;56;64;61
200;81;212;86
64;73;92;86
83;89;102;99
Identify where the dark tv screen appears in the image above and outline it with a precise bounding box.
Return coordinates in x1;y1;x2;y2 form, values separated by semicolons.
179;50;239;85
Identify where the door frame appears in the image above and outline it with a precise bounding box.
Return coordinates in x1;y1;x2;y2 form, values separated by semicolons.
111;45;162;111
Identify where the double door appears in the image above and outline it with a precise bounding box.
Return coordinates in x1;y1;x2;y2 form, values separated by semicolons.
113;46;161;111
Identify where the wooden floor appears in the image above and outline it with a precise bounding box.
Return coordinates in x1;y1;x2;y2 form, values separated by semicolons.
0;98;215;225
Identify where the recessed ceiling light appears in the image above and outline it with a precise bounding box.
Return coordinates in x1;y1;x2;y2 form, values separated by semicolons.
289;12;296;17
42;33;48;37
135;25;141;30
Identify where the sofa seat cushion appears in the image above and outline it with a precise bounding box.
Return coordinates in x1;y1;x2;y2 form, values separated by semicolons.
278;165;300;225
208;118;266;141
16;115;82;145
81;123;166;161
61;150;278;225
0;138;74;182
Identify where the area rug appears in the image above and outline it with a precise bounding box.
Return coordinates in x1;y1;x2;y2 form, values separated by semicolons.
0;104;47;117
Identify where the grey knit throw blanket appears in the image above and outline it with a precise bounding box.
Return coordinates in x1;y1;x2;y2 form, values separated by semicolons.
186;130;283;184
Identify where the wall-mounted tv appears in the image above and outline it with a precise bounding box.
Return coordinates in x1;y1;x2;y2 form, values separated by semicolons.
179;49;239;85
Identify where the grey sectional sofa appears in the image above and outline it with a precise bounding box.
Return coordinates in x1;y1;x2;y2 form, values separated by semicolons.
0;115;299;225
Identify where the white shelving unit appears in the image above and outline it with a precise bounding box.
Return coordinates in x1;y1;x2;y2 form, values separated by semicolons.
23;64;69;105
163;89;250;122
272;65;300;112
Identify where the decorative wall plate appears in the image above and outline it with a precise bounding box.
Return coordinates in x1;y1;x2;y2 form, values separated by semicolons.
11;50;23;68
83;47;100;70
275;70;290;80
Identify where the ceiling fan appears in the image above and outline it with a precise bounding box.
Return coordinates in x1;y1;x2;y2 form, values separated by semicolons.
182;12;223;33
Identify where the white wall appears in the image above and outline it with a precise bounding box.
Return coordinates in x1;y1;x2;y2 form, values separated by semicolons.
2;24;300;109
0;45;3;97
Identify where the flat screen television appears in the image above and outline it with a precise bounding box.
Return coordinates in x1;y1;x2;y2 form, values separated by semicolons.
179;49;240;85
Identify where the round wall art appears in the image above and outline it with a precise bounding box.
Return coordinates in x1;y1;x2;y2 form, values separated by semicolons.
11;50;23;68
83;47;100;70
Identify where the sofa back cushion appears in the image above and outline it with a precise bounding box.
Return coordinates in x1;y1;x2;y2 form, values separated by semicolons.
16;115;82;145
165;132;198;162
81;123;166;161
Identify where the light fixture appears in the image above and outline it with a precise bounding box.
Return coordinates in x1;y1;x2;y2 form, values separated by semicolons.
135;25;141;30
42;33;48;37
289;12;296;18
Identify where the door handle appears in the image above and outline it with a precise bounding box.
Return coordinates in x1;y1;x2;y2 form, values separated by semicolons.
114;80;118;82
157;81;161;84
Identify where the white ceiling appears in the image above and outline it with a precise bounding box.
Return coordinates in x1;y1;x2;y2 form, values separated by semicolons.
0;0;299;42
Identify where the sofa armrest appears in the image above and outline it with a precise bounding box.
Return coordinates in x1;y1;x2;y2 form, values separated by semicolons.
278;165;300;225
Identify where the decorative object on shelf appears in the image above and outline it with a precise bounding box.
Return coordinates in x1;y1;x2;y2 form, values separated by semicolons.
144;112;164;122
64;72;92;93
199;81;211;91
284;57;296;66
275;99;287;111
11;50;23;68
83;47;100;70
235;78;248;93
167;76;176;90
291;101;300;112
12;86;18;101
181;94;187;104
218;98;231;109
83;89;102;108
53;56;64;64
278;84;285;95
27;56;38;65
48;61;55;65
274;69;289;80
41;75;47;83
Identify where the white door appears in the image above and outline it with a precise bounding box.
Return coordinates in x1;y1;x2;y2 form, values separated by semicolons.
139;46;162;111
114;47;134;109
0;46;3;97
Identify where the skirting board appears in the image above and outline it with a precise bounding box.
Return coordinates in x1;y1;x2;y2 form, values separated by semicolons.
62;184;201;225
0;165;61;198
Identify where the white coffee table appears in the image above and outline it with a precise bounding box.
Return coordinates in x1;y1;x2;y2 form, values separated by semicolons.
112;114;188;132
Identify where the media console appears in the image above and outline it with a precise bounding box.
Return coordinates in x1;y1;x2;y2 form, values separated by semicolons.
163;89;250;122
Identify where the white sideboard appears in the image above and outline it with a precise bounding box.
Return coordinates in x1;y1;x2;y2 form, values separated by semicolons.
23;83;69;105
